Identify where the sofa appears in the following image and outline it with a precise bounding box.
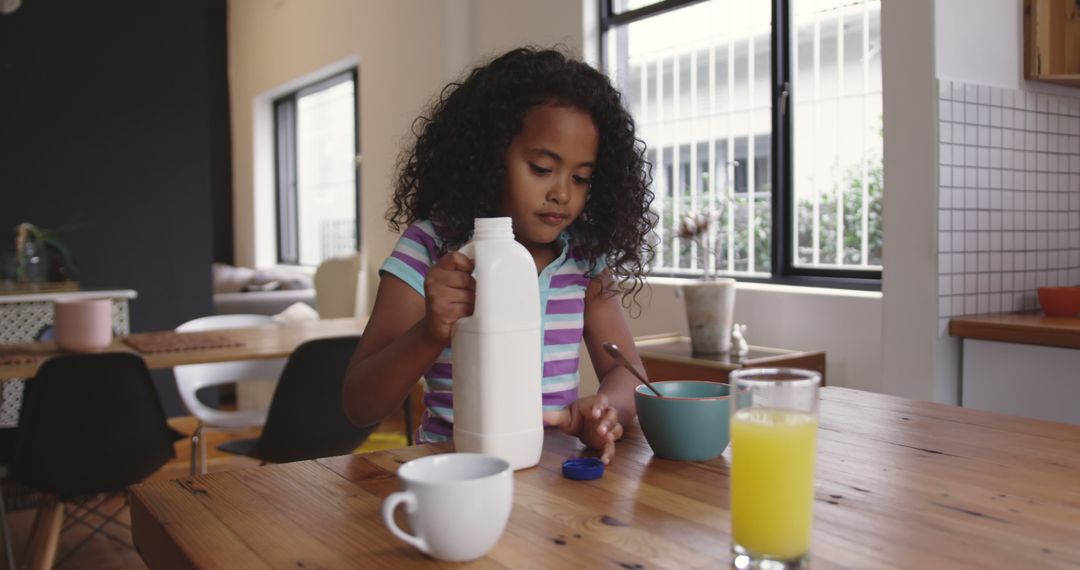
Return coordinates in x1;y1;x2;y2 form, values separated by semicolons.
211;262;316;316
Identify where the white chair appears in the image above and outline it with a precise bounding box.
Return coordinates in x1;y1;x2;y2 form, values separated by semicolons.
314;253;365;318
174;314;286;474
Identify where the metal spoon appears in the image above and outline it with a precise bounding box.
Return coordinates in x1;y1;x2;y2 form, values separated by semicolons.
601;342;664;398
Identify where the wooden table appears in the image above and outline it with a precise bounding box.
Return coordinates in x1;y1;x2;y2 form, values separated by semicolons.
0;318;367;381
637;333;827;384
129;387;1080;569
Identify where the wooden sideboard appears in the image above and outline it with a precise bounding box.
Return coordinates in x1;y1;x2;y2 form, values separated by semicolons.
636;333;826;385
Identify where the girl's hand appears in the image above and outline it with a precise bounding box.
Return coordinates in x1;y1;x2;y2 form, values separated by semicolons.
422;252;475;344
543;394;624;464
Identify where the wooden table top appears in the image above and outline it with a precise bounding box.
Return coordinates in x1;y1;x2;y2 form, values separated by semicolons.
129;387;1080;569
949;312;1080;349
0;318;366;380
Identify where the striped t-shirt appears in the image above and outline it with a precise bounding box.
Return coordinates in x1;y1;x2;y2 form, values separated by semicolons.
380;220;603;443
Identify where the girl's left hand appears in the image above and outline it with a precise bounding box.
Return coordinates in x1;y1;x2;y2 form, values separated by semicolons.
543;394;624;464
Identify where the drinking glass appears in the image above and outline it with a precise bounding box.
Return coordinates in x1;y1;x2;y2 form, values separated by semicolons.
729;368;821;569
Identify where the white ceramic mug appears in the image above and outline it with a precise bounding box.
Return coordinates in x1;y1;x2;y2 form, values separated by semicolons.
382;453;512;562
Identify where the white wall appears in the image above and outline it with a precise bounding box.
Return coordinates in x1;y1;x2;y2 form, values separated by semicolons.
469;0;585;64
229;0;454;288
936;0;1077;96
879;0;953;403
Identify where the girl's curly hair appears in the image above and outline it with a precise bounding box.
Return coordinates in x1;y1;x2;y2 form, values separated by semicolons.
388;47;656;303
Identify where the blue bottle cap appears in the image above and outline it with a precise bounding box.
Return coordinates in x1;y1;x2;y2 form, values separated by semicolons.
562;457;605;480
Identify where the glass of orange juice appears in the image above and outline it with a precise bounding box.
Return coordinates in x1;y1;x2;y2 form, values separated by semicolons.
729;368;820;569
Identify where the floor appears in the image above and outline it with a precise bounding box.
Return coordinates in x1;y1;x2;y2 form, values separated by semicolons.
1;413;410;569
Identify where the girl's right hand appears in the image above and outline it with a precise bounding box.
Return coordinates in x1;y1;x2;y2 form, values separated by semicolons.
421;251;475;344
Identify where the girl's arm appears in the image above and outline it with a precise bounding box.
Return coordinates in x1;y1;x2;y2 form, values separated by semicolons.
544;270;643;463
581;271;643;427
342;253;474;428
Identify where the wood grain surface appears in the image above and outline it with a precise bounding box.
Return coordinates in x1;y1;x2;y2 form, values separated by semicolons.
949;312;1080;349
130;387;1080;569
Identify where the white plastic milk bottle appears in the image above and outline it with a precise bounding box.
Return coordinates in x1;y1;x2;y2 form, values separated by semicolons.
451;217;543;470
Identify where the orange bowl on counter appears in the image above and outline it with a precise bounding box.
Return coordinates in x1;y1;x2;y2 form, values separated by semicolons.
1037;286;1080;317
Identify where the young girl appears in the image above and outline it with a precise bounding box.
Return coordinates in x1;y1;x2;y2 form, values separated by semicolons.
343;47;655;463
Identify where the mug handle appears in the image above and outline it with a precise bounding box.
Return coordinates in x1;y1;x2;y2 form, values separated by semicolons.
382;491;429;555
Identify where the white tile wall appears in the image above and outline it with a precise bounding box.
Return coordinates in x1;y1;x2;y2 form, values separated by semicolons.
938;79;1080;333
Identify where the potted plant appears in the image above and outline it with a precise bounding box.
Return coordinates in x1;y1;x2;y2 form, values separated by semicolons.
13;223;78;284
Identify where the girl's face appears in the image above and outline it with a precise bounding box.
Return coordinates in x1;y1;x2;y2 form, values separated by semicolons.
502;104;598;259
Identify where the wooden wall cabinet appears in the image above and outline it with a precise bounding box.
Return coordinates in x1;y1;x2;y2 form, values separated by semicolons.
1024;0;1080;87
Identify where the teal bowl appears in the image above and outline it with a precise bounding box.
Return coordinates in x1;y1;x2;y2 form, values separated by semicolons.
634;381;734;461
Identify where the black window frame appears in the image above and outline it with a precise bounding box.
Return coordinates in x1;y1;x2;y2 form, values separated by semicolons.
273;68;361;266
600;0;881;290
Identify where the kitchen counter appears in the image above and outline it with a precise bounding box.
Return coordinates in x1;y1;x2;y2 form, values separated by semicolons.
949;312;1080;349
949;311;1080;425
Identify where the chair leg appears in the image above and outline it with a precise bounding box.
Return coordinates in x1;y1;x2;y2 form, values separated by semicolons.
403;394;413;446
53;494;131;567
0;488;15;570
190;423;203;477
200;426;209;475
25;498;63;570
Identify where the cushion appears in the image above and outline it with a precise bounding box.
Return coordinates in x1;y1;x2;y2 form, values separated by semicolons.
243;280;281;292
212;263;257;294
260;268;313;290
276;275;313;290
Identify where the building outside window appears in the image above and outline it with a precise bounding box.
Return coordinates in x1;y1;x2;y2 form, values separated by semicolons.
274;69;359;266
602;0;882;284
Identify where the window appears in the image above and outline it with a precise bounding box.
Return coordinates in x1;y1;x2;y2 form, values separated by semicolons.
274;70;359;266
602;0;882;286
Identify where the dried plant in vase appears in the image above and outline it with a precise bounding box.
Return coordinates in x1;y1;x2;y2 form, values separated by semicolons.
673;208;737;354
676;211;717;279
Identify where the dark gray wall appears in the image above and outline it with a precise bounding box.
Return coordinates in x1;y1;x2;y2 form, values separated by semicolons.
0;0;231;414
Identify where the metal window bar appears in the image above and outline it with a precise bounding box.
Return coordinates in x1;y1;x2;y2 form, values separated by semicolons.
689;50;698;272
860;0;870;266
747;31;757;274
726;37;736;274
835;3;845;265
672;56;681;270
654;58;665;269
812;5;821;266
708;44;718;277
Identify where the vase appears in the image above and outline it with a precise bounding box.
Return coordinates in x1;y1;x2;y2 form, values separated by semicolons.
681;278;736;354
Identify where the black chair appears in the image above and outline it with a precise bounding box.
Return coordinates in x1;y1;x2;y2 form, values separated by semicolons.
217;335;375;463
8;352;182;568
0;428;18;570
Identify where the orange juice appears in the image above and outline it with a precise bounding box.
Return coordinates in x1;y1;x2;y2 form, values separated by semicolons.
730;408;818;560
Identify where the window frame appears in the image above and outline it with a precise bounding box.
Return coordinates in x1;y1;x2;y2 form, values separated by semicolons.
273;68;361;266
599;0;882;290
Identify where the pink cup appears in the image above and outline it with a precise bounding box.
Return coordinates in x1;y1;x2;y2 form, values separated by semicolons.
53;298;113;352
